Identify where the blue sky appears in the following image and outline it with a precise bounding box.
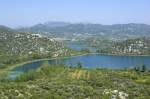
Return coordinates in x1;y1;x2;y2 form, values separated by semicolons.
0;0;150;28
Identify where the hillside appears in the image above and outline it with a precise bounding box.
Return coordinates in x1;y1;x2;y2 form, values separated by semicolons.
93;37;150;55
0;64;149;99
0;25;15;33
0;26;75;68
76;37;150;55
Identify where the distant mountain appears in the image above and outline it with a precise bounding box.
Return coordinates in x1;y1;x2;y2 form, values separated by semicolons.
17;21;71;32
0;25;15;33
17;22;150;39
44;21;70;27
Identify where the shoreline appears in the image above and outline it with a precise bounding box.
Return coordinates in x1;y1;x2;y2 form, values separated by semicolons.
1;52;150;76
0;53;88;76
4;52;150;69
9;52;150;69
91;53;150;57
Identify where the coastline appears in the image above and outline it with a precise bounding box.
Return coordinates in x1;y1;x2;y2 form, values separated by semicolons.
92;53;150;57
1;52;150;76
0;53;88;76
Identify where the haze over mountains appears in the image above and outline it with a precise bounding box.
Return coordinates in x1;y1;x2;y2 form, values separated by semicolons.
16;22;150;39
1;21;150;40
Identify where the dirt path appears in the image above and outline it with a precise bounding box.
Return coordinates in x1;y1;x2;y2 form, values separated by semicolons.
69;69;90;80
86;71;90;80
70;70;78;79
76;70;82;79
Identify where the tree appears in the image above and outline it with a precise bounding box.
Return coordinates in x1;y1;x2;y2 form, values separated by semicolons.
134;66;140;72
31;53;41;59
141;64;146;72
77;62;82;68
81;48;90;53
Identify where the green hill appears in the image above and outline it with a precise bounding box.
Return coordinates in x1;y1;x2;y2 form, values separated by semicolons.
0;26;74;68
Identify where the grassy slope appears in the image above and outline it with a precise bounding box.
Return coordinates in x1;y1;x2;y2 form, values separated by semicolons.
0;63;150;99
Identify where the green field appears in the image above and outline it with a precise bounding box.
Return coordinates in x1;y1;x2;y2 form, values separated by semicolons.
0;63;150;99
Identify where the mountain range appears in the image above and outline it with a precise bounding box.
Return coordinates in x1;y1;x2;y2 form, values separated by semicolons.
1;22;150;39
16;22;150;39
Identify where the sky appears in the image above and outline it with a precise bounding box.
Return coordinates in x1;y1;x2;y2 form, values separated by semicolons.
0;0;150;28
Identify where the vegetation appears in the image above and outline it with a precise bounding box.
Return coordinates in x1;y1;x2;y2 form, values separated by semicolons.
0;23;150;99
0;64;149;99
111;37;150;55
82;37;150;55
0;26;79;69
68;36;150;55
